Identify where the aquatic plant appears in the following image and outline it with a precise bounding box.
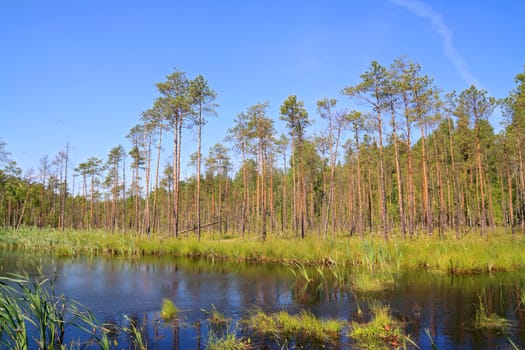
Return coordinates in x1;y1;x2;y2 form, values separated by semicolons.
473;295;511;331
287;259;314;283
507;336;520;350
203;304;230;325
349;301;407;349
206;330;251;350
425;328;439;350
352;270;394;293
514;285;525;311
0;273;113;350
243;308;344;346
160;298;179;321
202;304;232;340
123;315;148;350
0;280;28;350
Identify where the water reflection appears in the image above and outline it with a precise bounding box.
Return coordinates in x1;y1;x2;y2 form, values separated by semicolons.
1;251;524;349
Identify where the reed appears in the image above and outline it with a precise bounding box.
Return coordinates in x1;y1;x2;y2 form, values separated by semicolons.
3;228;525;275
516;287;525;311
123;316;148;350
425;328;439;350
0;279;28;350
473;295;511;331
0;273;114;349
352;271;394;293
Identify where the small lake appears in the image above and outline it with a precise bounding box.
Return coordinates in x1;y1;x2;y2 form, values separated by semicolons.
1;250;524;349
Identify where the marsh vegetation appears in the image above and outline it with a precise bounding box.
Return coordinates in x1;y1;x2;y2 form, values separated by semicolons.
1;247;523;349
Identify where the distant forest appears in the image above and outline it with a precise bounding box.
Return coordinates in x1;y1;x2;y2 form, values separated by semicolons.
1;57;525;240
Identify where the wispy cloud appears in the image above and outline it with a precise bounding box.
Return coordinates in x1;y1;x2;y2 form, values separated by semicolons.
390;0;480;88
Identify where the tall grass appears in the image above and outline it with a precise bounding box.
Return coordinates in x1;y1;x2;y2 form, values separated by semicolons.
2;227;525;274
243;308;344;347
206;331;250;350
473;294;511;331
0;273;113;349
349;301;409;349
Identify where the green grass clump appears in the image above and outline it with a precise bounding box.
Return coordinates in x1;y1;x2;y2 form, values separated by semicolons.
352;271;394;293
3;227;525;275
206;331;250;350
243;309;344;346
350;301;407;349
473;296;511;331
203;305;231;340
243;309;278;339
160;298;179;321
207;305;230;325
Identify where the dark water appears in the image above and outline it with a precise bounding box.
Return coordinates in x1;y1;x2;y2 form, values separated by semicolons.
1;250;525;349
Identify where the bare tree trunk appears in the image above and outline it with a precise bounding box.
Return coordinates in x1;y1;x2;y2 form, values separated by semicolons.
16;189;30;230
174;121;183;237
377;111;388;240
355;128;363;238
197;110;202;240
447;117;461;239
504;148;514;233
291;139;298;237
261;146;267;240
419;123;432;235
269;152;275;233
241;146;247;237
433;134;446;237
402;96;416;238
152;121;163;234
518;144;525;230
282;149;287;234
60;144;69;232
91;175;95;229
390;103;406;238
123;156;127;234
299;143;307;239
143;133;152;236
475;123;487;238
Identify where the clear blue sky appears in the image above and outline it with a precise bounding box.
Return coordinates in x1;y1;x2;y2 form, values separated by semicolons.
1;0;524;179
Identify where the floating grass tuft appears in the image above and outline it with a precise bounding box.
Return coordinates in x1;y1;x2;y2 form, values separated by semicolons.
349;301;407;349
243;308;344;346
206;330;250;350
160;298;179;321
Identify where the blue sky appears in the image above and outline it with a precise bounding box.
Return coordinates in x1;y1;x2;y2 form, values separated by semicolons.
1;0;524;179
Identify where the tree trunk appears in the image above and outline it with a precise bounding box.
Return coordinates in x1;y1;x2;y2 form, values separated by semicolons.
504;148;514;233
152;121;163;234
475;121;487;238
377;111;388;240
390;102;406;238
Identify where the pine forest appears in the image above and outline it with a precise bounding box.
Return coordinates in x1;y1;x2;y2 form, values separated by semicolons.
2;57;525;241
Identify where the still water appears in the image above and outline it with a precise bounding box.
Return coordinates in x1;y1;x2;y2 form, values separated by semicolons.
1;250;524;349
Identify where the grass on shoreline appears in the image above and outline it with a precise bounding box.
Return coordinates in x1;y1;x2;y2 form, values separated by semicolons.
1;227;525;274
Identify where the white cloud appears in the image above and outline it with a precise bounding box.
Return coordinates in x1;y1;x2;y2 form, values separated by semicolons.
390;0;480;88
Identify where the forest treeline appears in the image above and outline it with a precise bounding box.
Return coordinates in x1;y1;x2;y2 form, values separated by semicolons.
1;57;525;240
